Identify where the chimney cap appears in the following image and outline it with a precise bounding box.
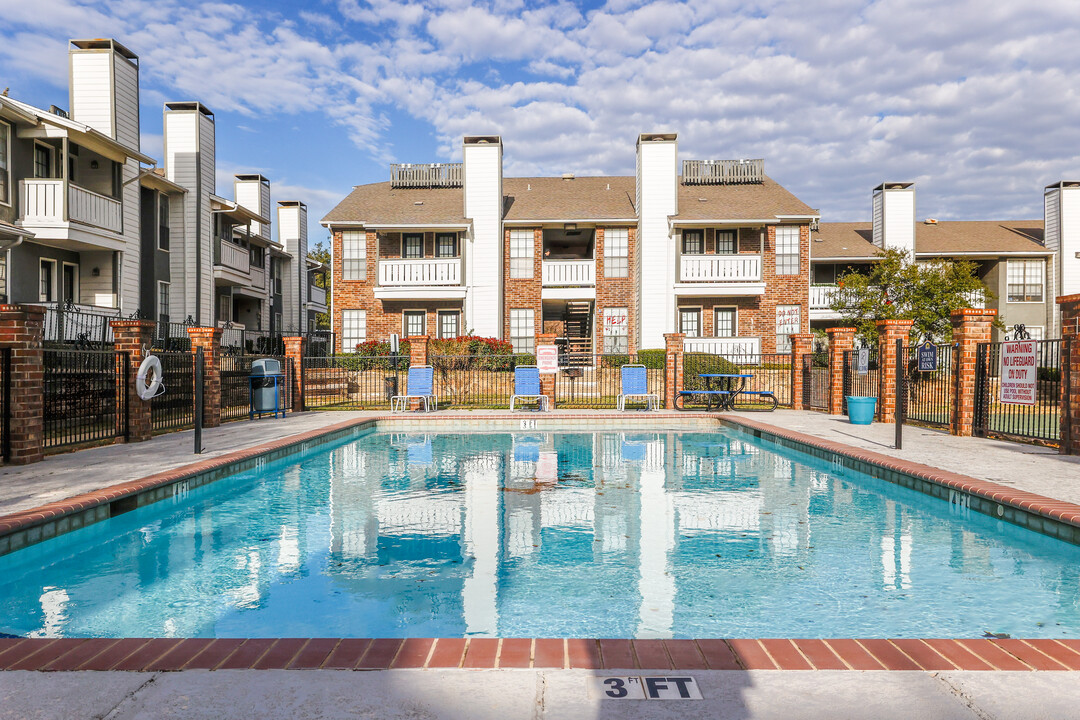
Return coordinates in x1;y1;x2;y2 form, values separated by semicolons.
164;101;214;119
278;200;307;209
873;182;915;192
236;173;270;185
562;173;574;180
464;135;502;146
1045;181;1080;191
70;38;138;61
638;132;677;144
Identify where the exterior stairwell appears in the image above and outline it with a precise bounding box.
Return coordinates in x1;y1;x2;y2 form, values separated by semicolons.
563;301;593;363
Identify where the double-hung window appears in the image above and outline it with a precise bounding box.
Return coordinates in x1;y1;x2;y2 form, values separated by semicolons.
604;228;629;278
714;308;736;337
679;308;701;337
682;230;704;255
404;310;426;337
403;234;423;259
158;195;170;251
775;226;800;275
342;309;366;352
438;310;460;339
342;230;366;281
1007;259;1044;302
34;143;52;178
436;233;457;258
0;121;9;205
510;309;535;353
716;230;736;254
603;307;628;353
509;229;534;279
158;282;170;326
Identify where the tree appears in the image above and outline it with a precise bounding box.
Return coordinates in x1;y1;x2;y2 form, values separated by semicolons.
309;240;331;330
829;248;997;342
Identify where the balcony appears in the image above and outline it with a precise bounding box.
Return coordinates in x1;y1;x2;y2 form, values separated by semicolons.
683;336;762;357
682;159;765;185
374;258;465;300
674;255;765;296
389;163;463;188
810;284;839;309
213;240;250;287
249;266;266;289
309;285;327;307
542;260;595;286
19;179;123;236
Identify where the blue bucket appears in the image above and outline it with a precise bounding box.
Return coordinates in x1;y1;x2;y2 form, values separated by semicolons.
846;396;877;425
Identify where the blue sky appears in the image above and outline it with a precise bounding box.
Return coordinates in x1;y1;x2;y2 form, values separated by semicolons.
2;0;1079;246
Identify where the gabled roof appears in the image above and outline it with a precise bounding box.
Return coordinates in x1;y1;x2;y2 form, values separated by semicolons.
322;182;467;226
0;96;155;165
673;175;818;222
811;223;879;260
503;176;636;221
813;220;1049;260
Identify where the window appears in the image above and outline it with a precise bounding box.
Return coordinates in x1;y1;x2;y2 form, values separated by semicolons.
157;282;170;326
218;293;231;323
682;230;704;255
679;308;701;337
776;304;801;353
403;234;423;259
249;244;265;268
274;313;282;332
510;308;535;353
341;230;366;281
0;121;9;204
158;195;170;251
342;309;366;351
716;230;736;254
403;310;426;337
604;228;629;278
1023;326;1045;340
438;310;460;339
62;263;78;304
603;307;628;353
1007;259;1044;302
39;259;55;302
436;233;458;258
775;226;800;275
34;144;53;178
509;229;534;279
714;307;736;338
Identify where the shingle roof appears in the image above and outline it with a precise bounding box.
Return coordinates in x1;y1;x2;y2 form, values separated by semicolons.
674;175;817;221
321;182;467;225
503;176;636;220
813;220;1048;259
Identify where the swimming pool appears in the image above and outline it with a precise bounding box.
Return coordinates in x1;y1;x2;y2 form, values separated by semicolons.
2;427;1079;639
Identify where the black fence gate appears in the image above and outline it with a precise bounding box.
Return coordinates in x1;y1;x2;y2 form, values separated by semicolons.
151;352;196;432
975;338;1065;445
802;351;830;411
842;347;880;416
42;348;128;449
900;342;954;428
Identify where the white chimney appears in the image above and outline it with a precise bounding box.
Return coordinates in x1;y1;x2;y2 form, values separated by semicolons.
636;132;678;350
1044;181;1080;338
278;201;308;333
872;182;916;256
163;102;216;325
463;135;503;339
235;174;272;241
68;39;140;151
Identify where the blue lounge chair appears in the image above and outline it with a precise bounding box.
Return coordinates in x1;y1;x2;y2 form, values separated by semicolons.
510;365;548;411
617;364;659;410
391;366;436;412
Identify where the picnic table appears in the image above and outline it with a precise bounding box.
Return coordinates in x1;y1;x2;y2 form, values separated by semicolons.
675;373;777;411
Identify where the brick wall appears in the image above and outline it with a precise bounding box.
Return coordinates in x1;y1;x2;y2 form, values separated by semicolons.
1059;294;1080;455
595;226;639;352
502;227;543;344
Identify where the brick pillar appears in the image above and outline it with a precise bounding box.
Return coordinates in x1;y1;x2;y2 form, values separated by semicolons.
283;336;306;413
0;305;44;464
876;319;915;423
188;327;222;427
949;309;997;437
111;319;156;442
536;332;557;410
663;333;685;410
1058;294;1080;455
789;333;815;411
407;336;429;410
826;327;857;415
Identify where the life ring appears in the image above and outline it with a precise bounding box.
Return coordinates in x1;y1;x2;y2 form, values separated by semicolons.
136;355;164;400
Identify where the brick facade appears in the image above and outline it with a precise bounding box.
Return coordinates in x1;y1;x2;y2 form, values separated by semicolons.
949;309;997;437
876;319;914;423
0;305;44;464
111;319;157;443
1058;294;1080;455
187;327;222;428
789;332;815;410
663;332;685;409
283;336;306;413
826;327;856;415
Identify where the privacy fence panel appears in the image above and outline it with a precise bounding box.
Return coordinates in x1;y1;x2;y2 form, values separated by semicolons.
43;348;127;449
302;356;409;410
900;342;954;428
842;348;881;416
975;338;1064;445
683;352;793;408
151;352;195;432
553;353;666;409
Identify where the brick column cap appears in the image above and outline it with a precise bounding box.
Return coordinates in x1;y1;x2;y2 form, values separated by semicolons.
663;332;686;341
875;319;915;329
790;332;816;341
1057;293;1080;305
406;335;429;342
825;326;857;336
536;333;558;342
283;335;305;342
187;326;222;339
0;303;45;318
110;319;156;330
950;308;997;319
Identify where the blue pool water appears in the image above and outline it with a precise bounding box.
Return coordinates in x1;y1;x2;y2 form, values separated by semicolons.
2;428;1079;639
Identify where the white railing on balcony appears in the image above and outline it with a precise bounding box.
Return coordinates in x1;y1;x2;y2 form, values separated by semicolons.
680;255;761;282
249;266;266;289
542;259;595;286
309;285;327;305
682;159;765;185
683;336;762;357
217;241;250;274
810;284;840;309
389;163;463;188
69;184;122;233
19;179;64;225
19;180;122;234
379;258;461;286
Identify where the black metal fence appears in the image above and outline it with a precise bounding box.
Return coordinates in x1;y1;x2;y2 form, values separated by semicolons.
900;342;955;428
0;347;8;462
433;353;539;409
842;348;881;415
220;355;292;421
551;353;665;409
42;348;128;449
802;350;830;411
683;352;793;407
43;304;119;349
303;331;335;357
219;326;285;356
151;321;195;352
975;338;1064;444
302;355;409;410
151;352;195;432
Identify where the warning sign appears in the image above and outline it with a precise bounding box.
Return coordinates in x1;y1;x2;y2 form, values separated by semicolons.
999;340;1037;406
537;345;559;374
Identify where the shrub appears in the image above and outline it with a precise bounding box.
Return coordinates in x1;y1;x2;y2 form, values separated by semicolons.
1038;367;1060;383
683;354;740;390
637;349;666;370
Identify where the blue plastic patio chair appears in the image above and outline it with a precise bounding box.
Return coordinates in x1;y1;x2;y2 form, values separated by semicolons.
510;365;548;411
617;364;659;411
391;366;436;412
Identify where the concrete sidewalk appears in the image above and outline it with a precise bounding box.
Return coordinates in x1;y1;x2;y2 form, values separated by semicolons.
3;669;1080;720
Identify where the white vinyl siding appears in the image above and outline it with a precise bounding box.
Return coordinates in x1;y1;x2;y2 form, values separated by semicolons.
509;229;534;279
682;230;703;255
510;308;534;353
342;309;366;351
603;307;628;353
775;226;800;275
342;230;366;281
0;121;9;205
604;228;629;278
1007;259;1044;302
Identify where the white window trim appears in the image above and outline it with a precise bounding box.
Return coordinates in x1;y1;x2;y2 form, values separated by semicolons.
713;305;738;338
603;227;630;279
402;308;427;337
509;308;535;352
39;259;57;303
61;261;80;304
1005;258;1045;304
33;140;55;179
775;225;801;275
341;309;367;352
509;229;535;279
0;119;11;207
341;230;366;281
678;305;703;337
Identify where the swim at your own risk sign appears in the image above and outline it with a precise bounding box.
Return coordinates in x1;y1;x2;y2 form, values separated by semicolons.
1000;340;1037;406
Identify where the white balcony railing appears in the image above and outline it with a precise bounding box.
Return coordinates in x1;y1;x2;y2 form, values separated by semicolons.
19;180;122;234
249;266;266;289
378;258;461;286
309;285;327;305
542;259;595;286
810;284;839;309
683;336;762;357
680;255;761;282
217;241;250;274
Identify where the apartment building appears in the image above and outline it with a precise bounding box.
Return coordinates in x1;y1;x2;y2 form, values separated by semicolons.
0;39;323;339
810;182;1079;340
323;133;818;355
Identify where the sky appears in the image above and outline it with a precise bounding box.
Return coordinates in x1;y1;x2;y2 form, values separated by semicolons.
2;0;1079;246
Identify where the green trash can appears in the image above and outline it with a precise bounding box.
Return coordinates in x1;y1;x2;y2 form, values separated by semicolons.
846;396;876;425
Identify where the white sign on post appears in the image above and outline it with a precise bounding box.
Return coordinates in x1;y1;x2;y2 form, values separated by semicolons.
999;340;1037;406
536;344;559;374
857;348;869;375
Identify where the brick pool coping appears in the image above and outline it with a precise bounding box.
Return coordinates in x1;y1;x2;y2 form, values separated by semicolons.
4;411;1080;672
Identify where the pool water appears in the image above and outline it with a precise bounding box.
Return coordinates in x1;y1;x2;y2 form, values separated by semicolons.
2;428;1079;639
